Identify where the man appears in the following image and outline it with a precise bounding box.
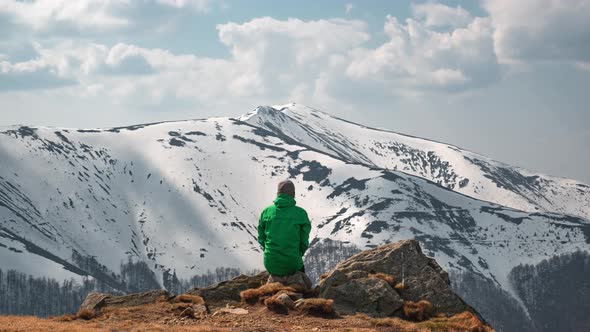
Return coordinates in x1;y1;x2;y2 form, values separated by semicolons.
258;180;312;290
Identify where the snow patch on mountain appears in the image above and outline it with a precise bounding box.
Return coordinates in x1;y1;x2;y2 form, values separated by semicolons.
0;106;588;299
240;103;590;221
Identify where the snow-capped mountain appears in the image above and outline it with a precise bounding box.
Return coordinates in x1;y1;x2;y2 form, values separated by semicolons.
0;104;589;298
241;104;590;221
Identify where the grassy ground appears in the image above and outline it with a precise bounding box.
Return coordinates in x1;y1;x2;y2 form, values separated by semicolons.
0;301;493;332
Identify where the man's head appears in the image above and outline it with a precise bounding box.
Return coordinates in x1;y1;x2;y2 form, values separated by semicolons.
277;180;295;198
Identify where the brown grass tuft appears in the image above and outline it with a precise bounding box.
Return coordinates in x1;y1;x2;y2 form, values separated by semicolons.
156;294;170;302
52;314;76;322
395;281;406;292
365;311;494;332
171;302;192;311
421;311;494;332
369;272;395;286
264;296;289;315
174;294;205;305
76;309;97;321
295;298;336;318
240;282;296;304
403;300;433;322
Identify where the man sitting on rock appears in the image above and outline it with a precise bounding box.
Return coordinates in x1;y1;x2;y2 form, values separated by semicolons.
258;180;312;291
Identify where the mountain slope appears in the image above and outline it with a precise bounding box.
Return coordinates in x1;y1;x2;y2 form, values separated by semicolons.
1;111;588;299
240;104;590;221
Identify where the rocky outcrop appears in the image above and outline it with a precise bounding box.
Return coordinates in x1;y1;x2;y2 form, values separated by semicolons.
79;290;170;311
79;292;110;311
319;272;403;317
76;240;490;329
319;240;481;319
187;272;269;303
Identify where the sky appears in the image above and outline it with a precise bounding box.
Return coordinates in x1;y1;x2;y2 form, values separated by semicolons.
0;0;589;183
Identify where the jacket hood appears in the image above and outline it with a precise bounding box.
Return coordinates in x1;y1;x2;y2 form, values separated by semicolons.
274;193;296;208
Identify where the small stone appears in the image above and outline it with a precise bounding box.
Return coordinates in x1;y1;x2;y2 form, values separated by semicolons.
275;293;295;310
215;307;249;315
178;307;194;319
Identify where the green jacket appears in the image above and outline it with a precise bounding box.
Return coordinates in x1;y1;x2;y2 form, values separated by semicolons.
258;194;311;276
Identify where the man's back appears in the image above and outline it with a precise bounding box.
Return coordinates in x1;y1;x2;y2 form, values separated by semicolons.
258;193;311;276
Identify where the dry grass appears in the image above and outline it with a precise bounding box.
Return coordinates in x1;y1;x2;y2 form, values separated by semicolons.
76;309;98;321
395;281;406;292
403;300;434;322
157;294;171;302
0;315;231;332
294;298;336;318
419;311;495;332
52;314;76;322
366;311;495;332
368;272;396;286
264;296;289;315
366;316;430;332
0;305;494;332
171;302;192;311
174;294;205;305
239;282;296;304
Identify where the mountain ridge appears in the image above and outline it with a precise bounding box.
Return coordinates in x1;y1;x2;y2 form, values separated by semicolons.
241;104;590;220
0;104;589;329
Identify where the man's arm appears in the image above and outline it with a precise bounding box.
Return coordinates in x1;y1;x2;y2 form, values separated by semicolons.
300;212;311;256
257;211;267;250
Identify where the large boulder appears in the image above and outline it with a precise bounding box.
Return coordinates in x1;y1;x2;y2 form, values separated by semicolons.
320;271;403;317
79;292;110;311
187;272;269;304
80;290;170;311
319;240;480;318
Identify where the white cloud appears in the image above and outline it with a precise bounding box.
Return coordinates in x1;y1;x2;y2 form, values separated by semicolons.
345;3;354;15
0;54;75;91
216;17;370;97
0;0;130;30
345;14;497;91
155;0;212;12
3;1;589;116
0;6;502;109
412;3;472;28
483;0;590;65
0;0;214;32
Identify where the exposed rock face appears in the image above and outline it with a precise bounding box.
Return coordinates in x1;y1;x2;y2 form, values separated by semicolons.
104;290;169;308
319;240;479;318
267;271;312;291
320;272;403;317
79;292;110;311
187;272;269;303
80;290;169;311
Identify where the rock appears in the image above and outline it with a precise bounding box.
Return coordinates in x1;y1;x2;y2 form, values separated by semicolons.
320;275;402;317
275;293;295;310
103;290;170;308
319;240;480;318
267;271;313;291
212;307;249;316
178;306;195;318
264;292;296;314
79;290;170;312
187;272;269;304
79;292;110;311
193;304;209;316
